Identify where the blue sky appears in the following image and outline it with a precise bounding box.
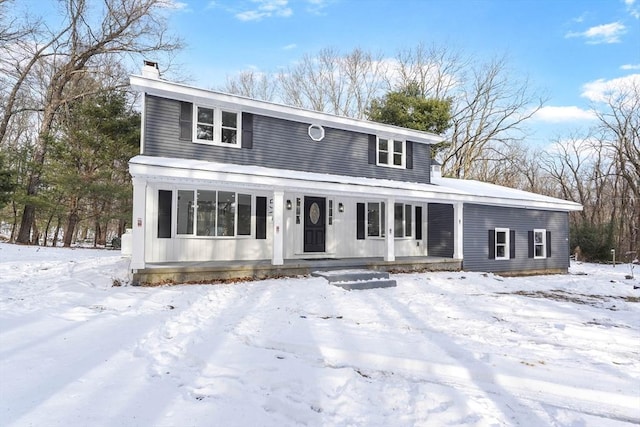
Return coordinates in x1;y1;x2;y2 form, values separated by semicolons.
15;0;640;144
163;0;639;143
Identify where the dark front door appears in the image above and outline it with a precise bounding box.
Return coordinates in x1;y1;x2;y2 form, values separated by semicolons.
304;196;326;253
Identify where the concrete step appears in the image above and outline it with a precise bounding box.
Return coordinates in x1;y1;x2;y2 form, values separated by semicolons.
312;269;396;290
331;278;397;290
311;269;390;283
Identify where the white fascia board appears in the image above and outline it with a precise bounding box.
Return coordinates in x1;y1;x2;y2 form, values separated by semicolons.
129;75;444;146
129;156;583;212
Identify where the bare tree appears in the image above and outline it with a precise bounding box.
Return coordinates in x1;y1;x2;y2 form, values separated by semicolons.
442;55;546;179
1;0;182;244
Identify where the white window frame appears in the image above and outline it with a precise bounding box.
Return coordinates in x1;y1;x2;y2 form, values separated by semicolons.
533;228;546;259
174;188;253;239
377;137;405;169
193;105;241;148
366;201;386;238
394;203;413;238
495;227;510;260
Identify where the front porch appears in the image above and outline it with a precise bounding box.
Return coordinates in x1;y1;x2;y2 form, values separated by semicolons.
131;256;462;286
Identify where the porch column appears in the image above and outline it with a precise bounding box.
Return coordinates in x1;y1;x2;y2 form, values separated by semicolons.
453;202;464;260
130;177;146;270
272;190;284;265
385;197;395;262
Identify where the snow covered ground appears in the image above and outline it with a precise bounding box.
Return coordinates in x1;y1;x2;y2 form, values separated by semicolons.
0;242;638;427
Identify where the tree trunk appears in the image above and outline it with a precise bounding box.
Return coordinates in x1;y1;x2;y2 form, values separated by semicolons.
53;216;62;247
63;212;79;247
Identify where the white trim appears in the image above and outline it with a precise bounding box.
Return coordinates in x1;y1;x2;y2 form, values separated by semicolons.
272;191;284;265
129;156;583;212
130;75;443;146
533;228;546;259
308;124;325;141
193;105;242;148
376;137;405;169
139;92;146;154
495;228;510;260
385;196;395;261
453;202;464;260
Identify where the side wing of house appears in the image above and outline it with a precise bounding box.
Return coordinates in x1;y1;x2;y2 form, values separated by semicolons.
462;204;570;274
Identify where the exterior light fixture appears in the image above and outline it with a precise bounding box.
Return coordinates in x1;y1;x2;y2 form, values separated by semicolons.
286;199;292;210
338;202;344;213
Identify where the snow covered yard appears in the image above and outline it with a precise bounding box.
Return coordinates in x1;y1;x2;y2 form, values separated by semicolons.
0;243;638;427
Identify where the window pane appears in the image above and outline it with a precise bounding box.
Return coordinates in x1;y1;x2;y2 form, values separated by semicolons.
197;124;213;140
221;128;237;144
177;190;194;235
394;140;403;153
221;111;237;128
405;204;412;237
534;231;543;244
197;190;216;236
393;153;402;166
496;231;506;244
217;191;236;236
496;245;506;258
381;202;386;237
379;152;388;164
237;194;252;236
367;203;380;236
158;190;172;238
197;107;214;124
394;203;403;238
379;139;388;151
535;245;544;257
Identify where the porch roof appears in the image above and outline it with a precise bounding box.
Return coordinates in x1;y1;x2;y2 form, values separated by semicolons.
130;155;583;212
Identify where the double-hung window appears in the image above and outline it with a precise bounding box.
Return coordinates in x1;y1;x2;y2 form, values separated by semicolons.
495;228;510;260
366;202;386;237
533;229;547;259
377;137;405;168
394;203;413;238
194;105;240;147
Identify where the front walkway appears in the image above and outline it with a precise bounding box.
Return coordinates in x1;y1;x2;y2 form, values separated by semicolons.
132;256;461;285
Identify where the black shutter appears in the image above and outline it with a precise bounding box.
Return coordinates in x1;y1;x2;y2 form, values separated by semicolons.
241;112;253;149
528;231;534;258
546;231;552;257
256;196;267;239
368;135;376;164
356;203;365;240
510;229;516;259
415;206;422;240
488;229;495;259
406;141;413;169
179;102;192;140
158;190;172;238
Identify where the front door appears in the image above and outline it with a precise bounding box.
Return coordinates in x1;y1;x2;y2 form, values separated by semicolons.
304;196;326;253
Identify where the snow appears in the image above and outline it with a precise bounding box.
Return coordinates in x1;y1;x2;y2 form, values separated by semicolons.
1;242;638;426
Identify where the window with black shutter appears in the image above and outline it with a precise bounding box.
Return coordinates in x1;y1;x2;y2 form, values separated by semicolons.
356;203;365;240
179;102;192;140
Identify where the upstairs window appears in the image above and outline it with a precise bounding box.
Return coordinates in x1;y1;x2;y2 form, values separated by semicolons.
194;105;240;147
495;228;509;260
377;137;405;168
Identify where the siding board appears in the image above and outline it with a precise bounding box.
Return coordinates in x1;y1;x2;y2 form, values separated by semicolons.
463;204;569;273
144;95;432;184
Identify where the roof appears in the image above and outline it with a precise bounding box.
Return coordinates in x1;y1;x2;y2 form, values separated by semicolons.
130;156;583;212
129;74;444;146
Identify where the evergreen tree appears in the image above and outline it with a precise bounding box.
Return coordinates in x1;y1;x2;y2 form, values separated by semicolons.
367;82;452;155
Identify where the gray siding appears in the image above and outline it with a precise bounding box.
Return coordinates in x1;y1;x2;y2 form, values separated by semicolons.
143;95;432;184
428;203;454;257
463;204;570;273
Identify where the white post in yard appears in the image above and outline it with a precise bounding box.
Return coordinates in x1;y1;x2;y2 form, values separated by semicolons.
385;197;395;262
272;191;284;265
130;177;147;270
453;202;464;260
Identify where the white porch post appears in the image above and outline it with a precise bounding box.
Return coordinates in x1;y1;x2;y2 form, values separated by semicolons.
130;177;147;270
453;202;464;260
272;190;284;265
385;197;395;262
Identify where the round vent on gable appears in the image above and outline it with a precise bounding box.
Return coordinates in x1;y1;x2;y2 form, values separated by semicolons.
308;124;325;141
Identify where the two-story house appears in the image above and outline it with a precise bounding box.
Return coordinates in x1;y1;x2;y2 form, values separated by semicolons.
127;62;582;284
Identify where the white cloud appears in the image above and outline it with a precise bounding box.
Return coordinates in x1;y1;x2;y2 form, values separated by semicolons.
534;106;596;123
581;74;640;102
625;0;640;18
566;22;626;44
158;0;189;10
306;0;332;15
282;43;297;50
235;0;293;21
621;64;640;70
